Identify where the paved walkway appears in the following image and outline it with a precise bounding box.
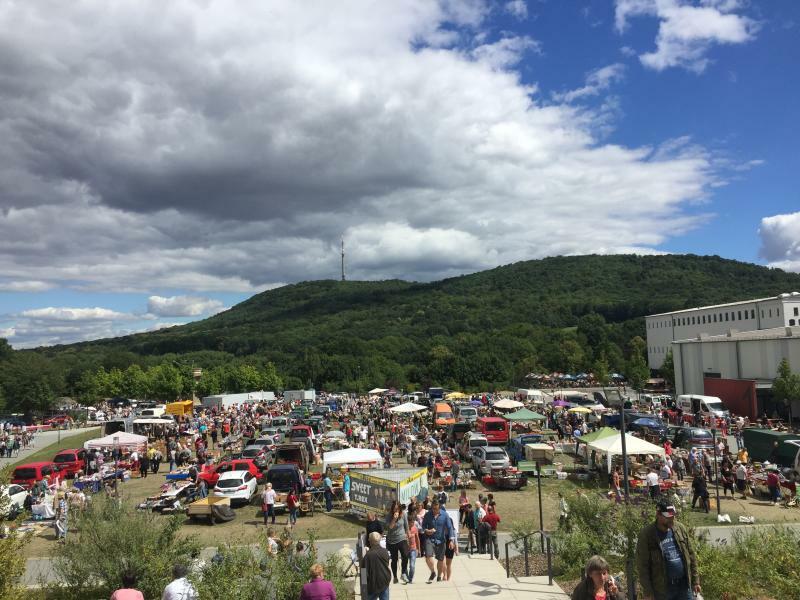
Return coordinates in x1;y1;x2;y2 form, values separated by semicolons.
356;553;568;600
0;427;98;467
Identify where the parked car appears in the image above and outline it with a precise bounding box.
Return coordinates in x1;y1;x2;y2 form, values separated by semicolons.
672;426;714;450
459;433;489;460
506;433;549;464
1;484;27;517
266;463;305;494
198;459;263;487
213;470;258;507
446;422;472;446
471;447;511;476
44;414;71;427
454;404;479;424
52;448;87;478
259;427;284;444
11;462;64;489
241;445;272;469
313;405;331;417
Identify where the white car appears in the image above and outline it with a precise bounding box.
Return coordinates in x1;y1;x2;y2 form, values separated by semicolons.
213;470;258;506
1;484;27;517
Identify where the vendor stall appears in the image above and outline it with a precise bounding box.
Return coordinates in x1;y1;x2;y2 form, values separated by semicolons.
585;432;665;473
322;448;382;473
84;431;148;452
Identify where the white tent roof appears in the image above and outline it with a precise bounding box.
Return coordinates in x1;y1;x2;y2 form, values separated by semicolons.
322;448;382;471
388;401;428;413
368;388;389;395
585;432;665;473
84;431;148;451
494;398;524;409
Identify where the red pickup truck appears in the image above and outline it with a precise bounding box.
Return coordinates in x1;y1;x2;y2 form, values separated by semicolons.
53;448;87;477
198;459;263;487
11;461;65;488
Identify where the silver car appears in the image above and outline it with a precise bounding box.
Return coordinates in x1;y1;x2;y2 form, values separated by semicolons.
471;446;510;475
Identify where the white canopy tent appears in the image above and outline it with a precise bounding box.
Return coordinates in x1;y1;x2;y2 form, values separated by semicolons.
84;431;148;451
585;432;665;473
388;401;428;414
493;398;524;410
368;388;389;395
322;448;382;472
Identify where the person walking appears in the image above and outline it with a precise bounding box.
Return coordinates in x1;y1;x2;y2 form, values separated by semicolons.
262;482;277;526
766;466;782;505
299;563;337;600
384;500;410;584
481;504;501;559
735;460;748;499
407;508;421;584
570;555;624;600
691;473;709;513
161;564;198;600
139;452;150;479
646;466;660;500
360;531;391;600
421;500;455;583
636;501;701;600
110;571;145;600
323;471;334;513
287;487;299;526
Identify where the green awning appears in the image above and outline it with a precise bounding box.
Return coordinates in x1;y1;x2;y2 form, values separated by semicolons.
578;426;619;444
503;408;547;421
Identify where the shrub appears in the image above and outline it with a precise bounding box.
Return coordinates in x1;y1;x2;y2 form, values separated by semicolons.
194;531;354;600
44;494;200;599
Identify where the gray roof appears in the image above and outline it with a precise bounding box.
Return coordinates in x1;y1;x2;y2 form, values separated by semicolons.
673;326;800;344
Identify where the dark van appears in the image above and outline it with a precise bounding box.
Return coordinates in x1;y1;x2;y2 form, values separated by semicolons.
266;464;305;494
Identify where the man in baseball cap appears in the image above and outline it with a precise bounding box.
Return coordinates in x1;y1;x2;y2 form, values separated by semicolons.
636;499;700;600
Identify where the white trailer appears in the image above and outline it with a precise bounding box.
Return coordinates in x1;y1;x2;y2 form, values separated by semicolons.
284;389;316;403
201;391;276;410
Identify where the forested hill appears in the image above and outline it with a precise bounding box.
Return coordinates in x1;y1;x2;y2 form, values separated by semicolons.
5;254;800;408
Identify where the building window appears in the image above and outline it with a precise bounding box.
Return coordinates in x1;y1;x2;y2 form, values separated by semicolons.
713;314;717;322
769;309;773;317
725;312;729;321
794;307;799;316
777;308;780;317
791;319;796;326
738;310;742;320
751;309;756;319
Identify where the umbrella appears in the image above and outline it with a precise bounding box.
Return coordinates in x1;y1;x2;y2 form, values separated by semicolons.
553;400;569;407
504;408;547;421
568;406;592;414
631;417;663;429
322;430;347;439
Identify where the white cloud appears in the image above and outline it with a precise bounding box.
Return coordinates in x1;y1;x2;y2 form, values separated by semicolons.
471;36;540;69
0;0;724;317
553;63;626;103
505;0;528;20
147;295;225;317
0;327;15;338
0;280;54;292
759;212;800;271
615;0;758;72
20;307;135;321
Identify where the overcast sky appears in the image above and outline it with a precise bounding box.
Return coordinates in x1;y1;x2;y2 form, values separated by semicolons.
1;0;798;348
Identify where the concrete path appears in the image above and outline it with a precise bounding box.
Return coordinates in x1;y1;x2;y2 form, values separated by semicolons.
355;553;568;600
0;427;99;467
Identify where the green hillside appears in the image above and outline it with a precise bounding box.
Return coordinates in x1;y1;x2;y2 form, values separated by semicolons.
3;254;800;410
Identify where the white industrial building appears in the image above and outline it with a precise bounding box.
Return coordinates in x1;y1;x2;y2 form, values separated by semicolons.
645;292;800;369
672;326;800;420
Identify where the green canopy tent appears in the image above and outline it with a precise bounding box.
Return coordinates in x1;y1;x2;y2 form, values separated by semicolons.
503;408;547;421
577;426;618;445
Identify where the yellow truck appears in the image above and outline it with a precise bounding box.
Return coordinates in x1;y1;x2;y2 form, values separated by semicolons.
166;400;194;417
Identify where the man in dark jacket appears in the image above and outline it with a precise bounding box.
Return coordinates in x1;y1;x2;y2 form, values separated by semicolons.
360;531;391;600
636;501;700;600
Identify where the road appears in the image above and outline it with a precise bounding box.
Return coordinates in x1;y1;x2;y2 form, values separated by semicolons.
0;427;98;467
